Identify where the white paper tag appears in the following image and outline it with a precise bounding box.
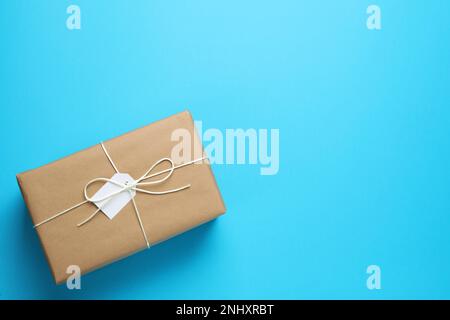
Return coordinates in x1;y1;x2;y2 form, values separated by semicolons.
90;173;136;220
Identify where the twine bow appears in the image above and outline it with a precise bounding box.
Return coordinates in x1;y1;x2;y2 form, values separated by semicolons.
34;142;206;248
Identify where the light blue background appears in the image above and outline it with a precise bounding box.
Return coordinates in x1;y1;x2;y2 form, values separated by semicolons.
1;1;449;299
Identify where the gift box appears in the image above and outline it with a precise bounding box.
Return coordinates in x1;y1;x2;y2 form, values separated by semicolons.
16;110;226;284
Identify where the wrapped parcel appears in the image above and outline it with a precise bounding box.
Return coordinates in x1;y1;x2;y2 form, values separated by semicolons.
16;111;226;284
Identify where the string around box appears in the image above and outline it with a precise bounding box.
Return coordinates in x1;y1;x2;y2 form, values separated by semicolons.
33;142;206;248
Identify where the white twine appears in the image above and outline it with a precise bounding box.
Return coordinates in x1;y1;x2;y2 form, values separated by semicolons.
34;142;206;248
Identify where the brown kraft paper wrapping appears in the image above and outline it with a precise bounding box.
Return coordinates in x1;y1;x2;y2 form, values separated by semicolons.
16;110;226;284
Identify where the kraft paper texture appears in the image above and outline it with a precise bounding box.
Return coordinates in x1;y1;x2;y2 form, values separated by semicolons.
16;111;226;284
